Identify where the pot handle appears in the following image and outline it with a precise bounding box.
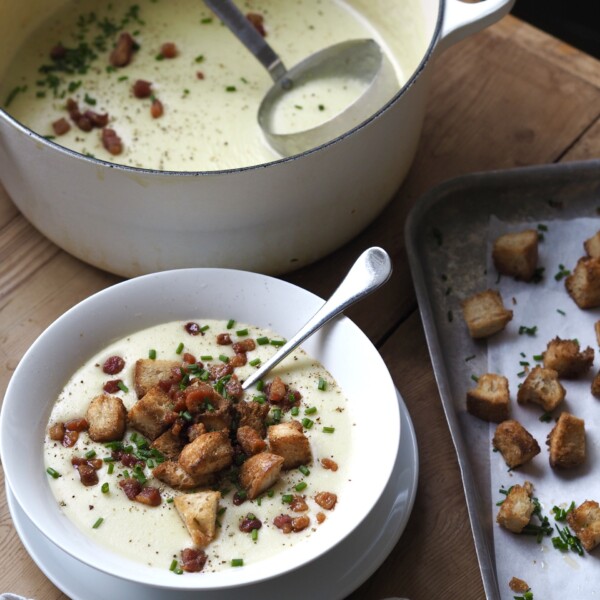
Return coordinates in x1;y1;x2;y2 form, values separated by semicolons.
436;0;515;54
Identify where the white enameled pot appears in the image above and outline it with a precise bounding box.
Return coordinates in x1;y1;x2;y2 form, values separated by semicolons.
0;0;513;277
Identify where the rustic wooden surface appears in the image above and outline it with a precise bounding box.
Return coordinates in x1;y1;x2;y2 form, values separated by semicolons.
1;13;599;600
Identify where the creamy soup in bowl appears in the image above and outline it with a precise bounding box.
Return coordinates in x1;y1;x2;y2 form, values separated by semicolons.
1;268;400;590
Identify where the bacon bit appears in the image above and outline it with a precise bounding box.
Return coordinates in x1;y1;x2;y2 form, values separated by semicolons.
315;492;337;511
172;393;187;413
52;118;71;136
160;42;178;59
217;333;232;345
101;128;123;155
66;98;81;120
232;491;247;506
290;495;309;512
316;512;326;524
65;418;89;432
181;548;207;573
268;376;286;403
185;383;215;412
509;577;530;594
77;116;93;132
103;355;125;375
273;513;293;533
170;366;184;382
50;44;67;60
187;422;206;442
158;379;173;393
239;515;262;532
62;430;79;447
119;478;142;500
110;32;135;67
185;322;202;336
135;486;161;506
229;353;246;368
225;375;243;400
233;339;256;353
133;79;152;99
49;422;65;441
196;71;205;80
321;457;338;472
182;352;197;365
171;416;187;437
103;379;123;393
291;515;310;532
210;363;233;380
112;450;145;468
72;456;103;470
76;462;99;486
246;12;266;37
84;110;109;128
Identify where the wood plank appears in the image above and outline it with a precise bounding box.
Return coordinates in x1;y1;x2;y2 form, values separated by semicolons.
561;117;600;162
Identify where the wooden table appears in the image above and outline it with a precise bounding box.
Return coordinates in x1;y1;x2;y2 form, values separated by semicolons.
1;14;599;599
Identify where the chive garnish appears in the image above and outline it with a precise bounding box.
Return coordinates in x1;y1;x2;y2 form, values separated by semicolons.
167;497;174;503
174;568;183;575
256;379;264;391
282;494;293;504
46;467;61;479
231;558;244;567
256;337;269;345
251;528;258;541
270;339;285;347
295;482;307;492
299;465;310;476
219;354;229;363
200;324;210;333
272;408;282;423
225;85;237;92
539;412;552;422
181;411;192;422
305;406;317;415
149;349;157;359
533;354;543;361
169;559;178;571
84;93;96;105
518;325;537;336
117;381;129;393
301;417;314;429
317;378;327;391
323;426;335;433
291;406;299;416
201;17;213;23
101;482;109;493
85;449;97;459
556;309;566;316
195;54;204;63
236;328;249;336
253;394;266;404
471;374;479;382
175;342;184;354
226;319;235;329
108;462;114;475
200;355;213;361
554;264;571;281
92;517;104;529
249;358;261;367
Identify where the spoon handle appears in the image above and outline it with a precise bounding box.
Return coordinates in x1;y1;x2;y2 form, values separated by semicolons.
241;247;392;390
203;0;287;81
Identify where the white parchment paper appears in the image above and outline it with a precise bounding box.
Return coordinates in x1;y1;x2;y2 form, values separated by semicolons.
486;217;600;599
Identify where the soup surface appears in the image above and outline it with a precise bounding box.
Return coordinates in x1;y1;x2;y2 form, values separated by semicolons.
1;0;407;170
44;319;350;572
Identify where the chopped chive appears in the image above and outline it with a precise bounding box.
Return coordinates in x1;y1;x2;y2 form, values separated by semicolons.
251;528;258;541
84;449;97;459
147;459;155;468
471;374;479;382
295;482;307;492
181;410;193;422
123;470;130;479
267;490;275;498
225;85;237;92
226;319;235;329
556;309;566;316
201;17;213;23
291;406;299;416
533;354;543;361
282;494;293;504
299;465;310;476
554;265;571;281
249;358;261;367
103;456;115;463
272;408;282;422
200;324;210;332
174;568;183;575
253;394;266;404
236;328;249;336
518;325;537;336
118;75;128;81
195;54;204;63
323;426;335;434
519;361;530;366
219;354;229;363
257;497;262;506
256;336;269;345
231;558;244;567
270;339;286;347
305;406;317;415
256;379;264;391
108;463;114;474
92;517;104;529
46;467;61;479
464;355;476;362
117;381;129;393
175;342;184;354
101;482;109;493
84;93;96;106
517;370;526;378
318;104;325;110
200;355;213;361
537;223;548;232
149;349;157;359
169;559;178;571
317;378;327;391
301;417;314;429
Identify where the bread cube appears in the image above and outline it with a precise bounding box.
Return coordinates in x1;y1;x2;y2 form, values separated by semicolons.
543;337;594;378
151;429;185;460
584;231;600;259
127;386;175;440
86;394;126;442
152;461;214;491
267;420;312;469
492;229;539;281
237;425;267;456
592;371;600;398
134;358;179;398
466;373;510;423
239;452;284;499
565;257;600;309
235;401;270;437
461;290;513;339
496;481;535;533
493;420;540;468
566;500;600;552
517;366;566;412
547;412;585;468
178;431;233;477
595;320;600;347
174;491;221;547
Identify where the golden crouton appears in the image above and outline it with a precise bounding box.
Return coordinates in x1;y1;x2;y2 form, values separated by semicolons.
496;481;535;533
517;366;566;412
566;500;600;552
595;320;600;347
237;425;267;456
592;371;600;398
584;231;600;259
151;429;185;461
565;257;600;309
547;412;586;468
174;490;221;547
239;452;284;499
187;422;207;442
152;461;214;491
178;431;233;478
543;337;594;378
127;386;176;440
267;420;312;469
86;394;127;442
466;373;510;423
461;290;513;339
235;401;270;437
493;420;540;468
492;229;539;281
134;358;179;398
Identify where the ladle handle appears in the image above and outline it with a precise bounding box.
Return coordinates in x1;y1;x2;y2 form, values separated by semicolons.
241;247;392;390
203;0;287;82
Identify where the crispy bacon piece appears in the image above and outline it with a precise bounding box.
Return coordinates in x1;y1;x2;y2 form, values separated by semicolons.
225;375;243;400
135;486;161;506
229;353;246;368
321;458;338;471
291;515;310;532
101;128;123;155
52;118;70;136
185;382;215;413
185;322;202;335
181;548;207;573
133;79;152;99
273;514;293;533
110;32;135;67
77;116;93;132
239;515;262;532
315;492;337;510
268;376;286;403
246;12;266;36
84;110;109;128
316;512;326;524
103;355;125;374
65;418;89;431
160;42;178;58
49;422;65;441
103;379;123;393
217;333;232;345
233;339;256;353
119;478;142;500
62;430;79;447
66;98;81;121
71;457;101;486
290;495;308;512
196;71;205;80
112;450;145;468
182;352;196;365
210;363;233;380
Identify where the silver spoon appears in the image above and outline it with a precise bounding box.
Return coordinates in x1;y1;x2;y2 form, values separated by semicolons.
203;0;398;157
241;247;392;390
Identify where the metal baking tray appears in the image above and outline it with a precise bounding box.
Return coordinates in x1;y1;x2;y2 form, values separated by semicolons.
404;159;600;599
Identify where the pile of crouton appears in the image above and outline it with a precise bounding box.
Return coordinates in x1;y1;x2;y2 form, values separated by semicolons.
459;228;600;552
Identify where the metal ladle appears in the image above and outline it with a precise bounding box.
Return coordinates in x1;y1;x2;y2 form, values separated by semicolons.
241;247;392;390
204;0;399;157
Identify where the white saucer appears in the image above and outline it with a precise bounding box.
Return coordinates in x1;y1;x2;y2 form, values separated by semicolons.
7;390;418;600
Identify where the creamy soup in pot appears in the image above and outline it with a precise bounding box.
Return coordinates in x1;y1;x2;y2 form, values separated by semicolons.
44;319;350;572
0;0;420;171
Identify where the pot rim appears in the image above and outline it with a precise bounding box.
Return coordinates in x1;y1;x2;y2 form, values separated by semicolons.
0;0;445;177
